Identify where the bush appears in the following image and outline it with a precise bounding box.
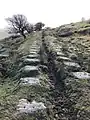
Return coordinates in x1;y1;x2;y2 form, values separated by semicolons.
35;22;45;31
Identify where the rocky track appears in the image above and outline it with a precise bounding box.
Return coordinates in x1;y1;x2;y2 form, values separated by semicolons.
14;32;90;120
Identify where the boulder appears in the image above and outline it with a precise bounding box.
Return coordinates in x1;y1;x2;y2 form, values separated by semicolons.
59;31;73;37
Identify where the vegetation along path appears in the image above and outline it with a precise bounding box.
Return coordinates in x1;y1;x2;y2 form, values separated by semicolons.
1;21;90;120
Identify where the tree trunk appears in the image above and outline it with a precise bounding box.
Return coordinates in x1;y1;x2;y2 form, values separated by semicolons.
21;31;26;39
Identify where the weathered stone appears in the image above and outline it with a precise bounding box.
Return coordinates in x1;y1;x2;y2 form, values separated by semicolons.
64;62;80;68
30;49;39;52
22;65;38;71
55;48;62;52
70;53;78;60
29;51;38;55
20;65;38;77
55;46;62;49
20;77;40;85
24;58;40;66
0;54;9;58
57;27;74;37
64;61;81;72
57;56;71;61
0;48;6;53
59;31;73;37
27;54;38;59
30;46;40;49
17;99;46;113
72;72;90;79
57;52;65;56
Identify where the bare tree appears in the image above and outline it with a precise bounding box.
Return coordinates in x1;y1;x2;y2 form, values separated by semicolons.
35;22;45;31
25;23;34;34
6;14;28;39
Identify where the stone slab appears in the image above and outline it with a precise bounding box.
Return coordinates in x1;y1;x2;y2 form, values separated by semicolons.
20;65;38;77
20;77;40;85
64;61;80;68
24;58;40;66
57;56;71;61
17;99;46;113
27;54;38;58
72;72;90;79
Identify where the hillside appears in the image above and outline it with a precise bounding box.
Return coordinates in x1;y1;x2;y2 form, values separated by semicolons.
0;29;10;40
0;20;90;120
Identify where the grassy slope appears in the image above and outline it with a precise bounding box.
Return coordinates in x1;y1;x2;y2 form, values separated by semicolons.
0;32;49;120
41;21;90;119
0;20;90;119
53;20;90;119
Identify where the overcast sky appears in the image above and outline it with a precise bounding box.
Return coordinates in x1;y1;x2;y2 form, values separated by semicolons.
0;0;90;28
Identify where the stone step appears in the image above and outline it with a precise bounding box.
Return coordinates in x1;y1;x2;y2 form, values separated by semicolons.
20;65;38;77
57;56;71;61
29;51;38;55
56;52;65;56
64;61;80;68
30;45;38;47
31;46;40;49
72;72;90;79
27;54;39;59
55;48;62;52
30;48;39;50
64;61;80;72
20;77;40;85
0;54;9;58
30;49;39;52
0;48;6;53
54;46;62;49
24;58;40;66
17;99;46;114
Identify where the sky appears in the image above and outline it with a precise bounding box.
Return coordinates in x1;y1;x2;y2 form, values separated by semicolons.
0;0;90;28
